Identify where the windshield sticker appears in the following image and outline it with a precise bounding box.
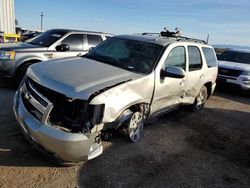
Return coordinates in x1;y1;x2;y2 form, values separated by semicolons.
52;34;62;38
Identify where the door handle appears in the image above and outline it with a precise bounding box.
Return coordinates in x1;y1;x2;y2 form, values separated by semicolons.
200;74;204;79
180;79;186;85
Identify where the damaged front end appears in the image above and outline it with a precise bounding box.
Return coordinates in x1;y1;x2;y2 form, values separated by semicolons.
13;77;105;163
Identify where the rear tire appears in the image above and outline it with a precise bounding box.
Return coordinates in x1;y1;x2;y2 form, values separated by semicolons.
191;86;208;112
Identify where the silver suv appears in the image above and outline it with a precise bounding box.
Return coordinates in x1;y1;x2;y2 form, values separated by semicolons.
13;31;218;164
217;49;250;90
0;29;112;82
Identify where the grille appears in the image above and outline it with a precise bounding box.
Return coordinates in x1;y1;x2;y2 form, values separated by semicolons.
25;78;88;132
26;79;48;107
218;67;243;77
21;78;53;123
21;90;43;121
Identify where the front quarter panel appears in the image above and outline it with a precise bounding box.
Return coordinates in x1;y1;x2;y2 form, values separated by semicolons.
89;73;154;123
15;52;48;69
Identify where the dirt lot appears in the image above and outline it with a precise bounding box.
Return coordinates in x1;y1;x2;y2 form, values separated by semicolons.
0;79;250;188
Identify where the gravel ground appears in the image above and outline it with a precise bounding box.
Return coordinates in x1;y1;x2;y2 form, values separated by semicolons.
0;78;249;188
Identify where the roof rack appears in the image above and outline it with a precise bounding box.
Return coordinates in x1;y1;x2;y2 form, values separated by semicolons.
141;27;207;44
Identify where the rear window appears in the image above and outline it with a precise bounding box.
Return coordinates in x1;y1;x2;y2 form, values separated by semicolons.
202;47;217;68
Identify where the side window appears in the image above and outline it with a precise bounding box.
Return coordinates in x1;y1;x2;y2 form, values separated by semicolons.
202;47;218;68
164;46;186;70
188;46;202;71
60;34;83;51
87;34;103;48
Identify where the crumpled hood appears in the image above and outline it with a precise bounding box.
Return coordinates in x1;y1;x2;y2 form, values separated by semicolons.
0;42;46;51
218;60;250;71
27;57;143;99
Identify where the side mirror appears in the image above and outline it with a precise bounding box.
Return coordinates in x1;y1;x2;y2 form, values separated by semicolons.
160;66;185;79
56;44;70;52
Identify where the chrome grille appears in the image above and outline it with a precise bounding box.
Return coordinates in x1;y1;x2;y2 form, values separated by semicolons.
218;67;243;77
21;79;53;123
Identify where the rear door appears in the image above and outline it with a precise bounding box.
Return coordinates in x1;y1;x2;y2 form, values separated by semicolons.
184;45;205;103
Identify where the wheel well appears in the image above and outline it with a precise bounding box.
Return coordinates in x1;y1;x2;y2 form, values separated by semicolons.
16;60;41;74
128;103;150;120
204;82;212;98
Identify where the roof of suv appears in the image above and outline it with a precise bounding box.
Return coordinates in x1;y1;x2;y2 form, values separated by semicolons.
115;34;208;47
46;28;113;35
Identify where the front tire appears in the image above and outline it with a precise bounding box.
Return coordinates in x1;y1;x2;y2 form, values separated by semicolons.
191;86;208;111
15;63;32;85
126;111;144;142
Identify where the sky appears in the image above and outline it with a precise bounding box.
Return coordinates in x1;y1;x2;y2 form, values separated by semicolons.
15;0;250;46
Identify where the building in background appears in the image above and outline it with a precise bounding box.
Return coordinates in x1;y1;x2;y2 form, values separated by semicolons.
0;0;15;34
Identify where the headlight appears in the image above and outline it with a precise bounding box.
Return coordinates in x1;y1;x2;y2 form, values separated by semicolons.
0;51;15;60
241;70;250;76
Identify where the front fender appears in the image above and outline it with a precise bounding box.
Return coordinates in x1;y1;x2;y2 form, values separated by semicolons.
89;73;154;123
15;55;47;70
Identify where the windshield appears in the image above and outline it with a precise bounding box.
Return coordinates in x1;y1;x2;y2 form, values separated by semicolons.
27;30;67;47
84;37;164;74
217;50;250;64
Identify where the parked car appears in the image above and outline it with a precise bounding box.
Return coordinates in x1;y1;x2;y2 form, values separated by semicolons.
20;31;42;42
13;31;218;164
0;28;112;82
217;49;250;90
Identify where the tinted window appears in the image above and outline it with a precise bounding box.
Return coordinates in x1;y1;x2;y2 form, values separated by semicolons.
217;51;250;64
164;46;186;70
188;46;202;71
84;37;163;74
60;34;83;51
87;34;102;47
28;30;67;47
202;47;217;68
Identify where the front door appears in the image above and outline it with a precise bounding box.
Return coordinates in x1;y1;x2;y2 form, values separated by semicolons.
53;34;88;59
151;45;187;115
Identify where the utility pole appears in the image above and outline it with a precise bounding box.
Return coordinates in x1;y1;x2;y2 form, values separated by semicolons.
40;12;44;31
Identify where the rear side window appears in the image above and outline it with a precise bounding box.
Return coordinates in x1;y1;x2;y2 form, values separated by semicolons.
164;46;186;70
202;47;217;68
87;34;103;47
188;46;202;71
60;34;83;51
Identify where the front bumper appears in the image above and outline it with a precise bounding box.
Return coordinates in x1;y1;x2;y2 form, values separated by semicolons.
13;87;103;163
217;74;250;90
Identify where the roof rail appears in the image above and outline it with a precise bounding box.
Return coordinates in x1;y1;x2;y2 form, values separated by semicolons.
142;32;160;36
176;36;207;44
